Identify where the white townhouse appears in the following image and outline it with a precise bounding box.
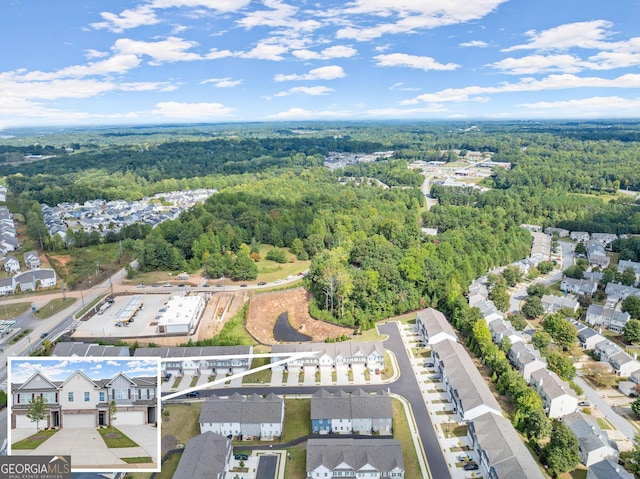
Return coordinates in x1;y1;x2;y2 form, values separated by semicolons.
23;250;40;269
415;307;457;346
571;231;590;242
564;411;619;467
0;277;16;295
306;438;404;479
474;299;504;323
541;294;579;313
15;269;57;292
489;319;524;346
561;277;599;296
619;259;640;282
468;412;545;479
529;368;578;418
507;341;547;383
586;305;631;333
12;370;157;430
3;256;19;273
574;322;605;350
586;459;634;479
199;393;283;440
432;339;503;422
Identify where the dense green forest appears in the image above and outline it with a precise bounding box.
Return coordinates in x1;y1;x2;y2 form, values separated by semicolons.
2;120;640;327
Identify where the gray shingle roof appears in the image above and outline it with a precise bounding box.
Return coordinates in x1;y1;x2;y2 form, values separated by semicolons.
588;459;634;479
200;393;283;425
530;368;577;400
133;345;252;358
471;412;545;479
564;412;618;454
311;388;392;420
306;438;404;474
173;432;230;479
52;342;130;357
416;307;455;339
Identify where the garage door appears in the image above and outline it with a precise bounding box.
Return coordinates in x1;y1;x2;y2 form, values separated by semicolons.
114;411;145;425
64;414;95;428
15;414;35;429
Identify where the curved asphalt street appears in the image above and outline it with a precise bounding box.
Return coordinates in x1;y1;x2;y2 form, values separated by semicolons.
164;321;450;479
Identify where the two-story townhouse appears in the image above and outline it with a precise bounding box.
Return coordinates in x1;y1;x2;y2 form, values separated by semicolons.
173;432;231;479
507;342;547;383
529;369;578;418
12;372;61;429
12;370;157;430
271;342;384;375
574;322;605;350
311;388;392;435
306;438;404;479
199;393;284;440
541;294;579;313
564;411;619;467
15;269;57;292
605;283;640;305
23;250;40;269
415;308;457;346
544;227;570;238
560;277;599;296
468;412;545;479
608;350;640;377
618;260;640;282
474;299;504;323
591;233;619;247
3;256;19;274
489;320;524;346
0;277;16;295
105;372;158;425
432;339;503;422
586;305;631;333
133;345;253;376
570;231;590;242
52;342;130;357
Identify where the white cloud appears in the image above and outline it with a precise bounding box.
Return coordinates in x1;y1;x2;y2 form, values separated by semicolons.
268;107;352;119
151;0;251;11
274;86;334;97
201;77;243;88
274;65;346;81
390;82;421;91
503;20;613;52
459;40;489;48
238;41;289;61
402;73;640;104
237;0;319;31
587;51;640;70
113;37;202;64
374;53;458;71
91;6;159;33
292;45;357;60
336;0;508;41
490;54;585;75
518;96;640;117
151;101;235;119
85;49;109;59
205;49;235;60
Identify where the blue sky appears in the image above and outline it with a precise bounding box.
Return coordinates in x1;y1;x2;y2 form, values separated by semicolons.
10;358;160;383
1;0;639;127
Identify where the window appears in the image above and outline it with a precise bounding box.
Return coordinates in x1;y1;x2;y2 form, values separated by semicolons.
68;392;74;402
41;392;56;403
114;389;130;400
99;392;105;402
84;392;90;402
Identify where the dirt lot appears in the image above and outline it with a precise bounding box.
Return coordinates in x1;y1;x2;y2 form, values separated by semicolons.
247;287;353;344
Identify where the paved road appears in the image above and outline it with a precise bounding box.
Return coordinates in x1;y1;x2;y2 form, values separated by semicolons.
167;322;450;479
574;376;637;441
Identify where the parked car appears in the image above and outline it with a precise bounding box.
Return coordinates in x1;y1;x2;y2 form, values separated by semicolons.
458;454;471;462
40;332;49;339
240;284;248;287
185;391;200;398
578;401;590;407
424;361;434;367
164;373;172;382
464;463;479;471
234;454;249;461
257;281;267;286
136;283;145;288
431;373;442;380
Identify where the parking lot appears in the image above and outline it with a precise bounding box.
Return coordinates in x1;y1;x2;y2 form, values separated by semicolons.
72;292;206;339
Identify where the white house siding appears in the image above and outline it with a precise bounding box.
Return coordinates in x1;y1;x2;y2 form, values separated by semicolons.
59;373;100;410
352;418;372;433
331;418;352;434
260;422;282;438
200;422;222;435
548;396;579;419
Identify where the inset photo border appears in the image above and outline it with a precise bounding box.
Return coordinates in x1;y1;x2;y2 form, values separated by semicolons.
7;356;161;473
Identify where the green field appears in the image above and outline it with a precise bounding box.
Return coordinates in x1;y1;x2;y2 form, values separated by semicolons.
0;302;31;320
34;298;76;319
161;403;203;447
392;398;423;479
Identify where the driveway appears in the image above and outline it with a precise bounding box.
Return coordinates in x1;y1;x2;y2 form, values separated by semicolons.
11;425;158;469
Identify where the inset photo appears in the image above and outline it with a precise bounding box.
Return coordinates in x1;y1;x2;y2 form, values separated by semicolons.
8;356;161;472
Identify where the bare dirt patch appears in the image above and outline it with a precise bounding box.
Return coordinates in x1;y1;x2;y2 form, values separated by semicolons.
247;287;352;344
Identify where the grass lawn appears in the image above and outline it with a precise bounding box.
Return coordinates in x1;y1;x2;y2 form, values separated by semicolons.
34;298;77;319
98;427;139;448
282;399;311;442
286;446;306;478
0;302;31;320
189;376;199;387
354;327;385;342
255;245;310;283
382;351;394;380
12;429;58;449
122;457;153;464
172;377;182;389
392;399;421;479
75;294;107;319
560;467;588;479
122;474;151;479
442;422;468;438
155;453;181;479
597;417;613;430
243;357;272;384
162;404;203;446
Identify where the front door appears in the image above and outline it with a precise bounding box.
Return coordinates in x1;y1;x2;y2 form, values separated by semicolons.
51;411;59;428
98;412;105;426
